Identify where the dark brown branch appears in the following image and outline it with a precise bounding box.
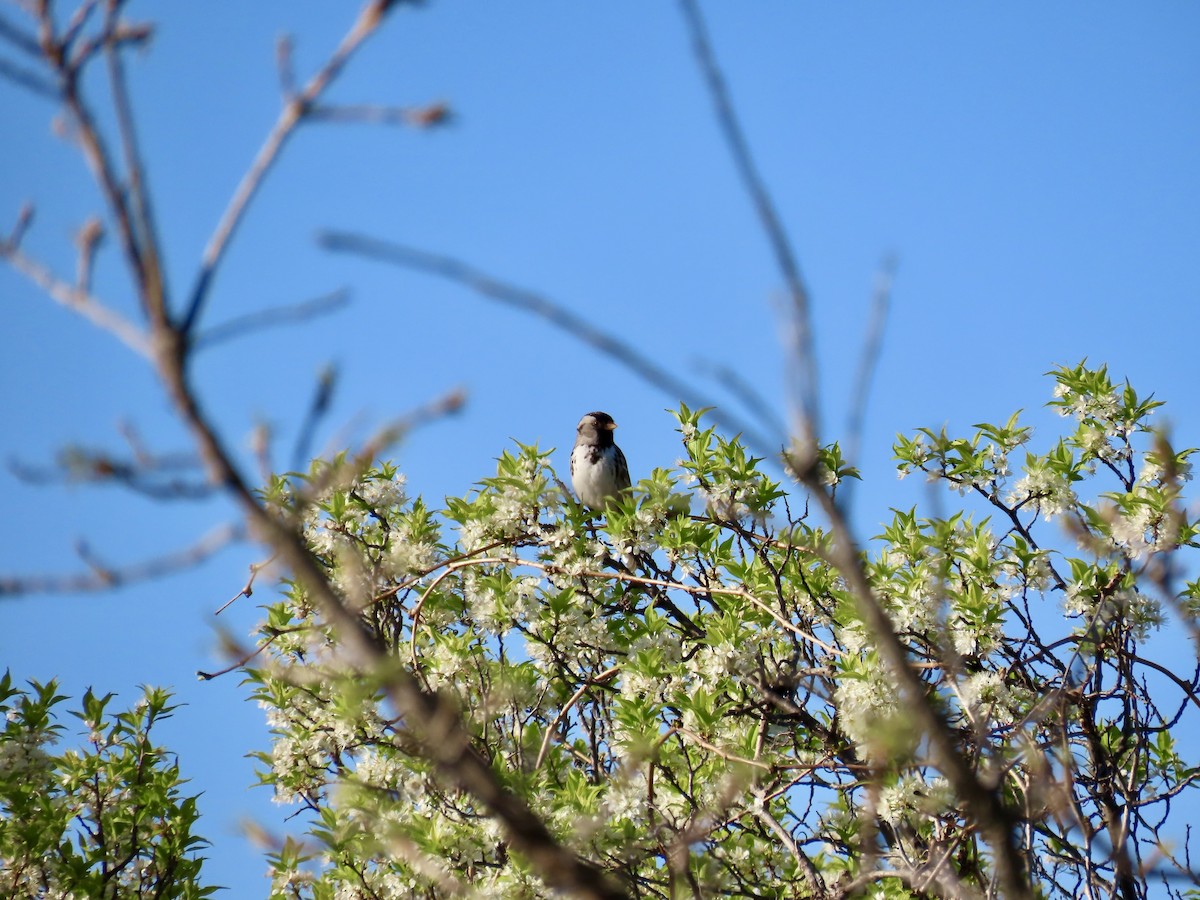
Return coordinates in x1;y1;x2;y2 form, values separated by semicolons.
318;230;778;455
103;4;167;320
6;202;33;249
74;215;104;292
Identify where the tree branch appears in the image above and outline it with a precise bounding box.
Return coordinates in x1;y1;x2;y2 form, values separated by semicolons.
678;0;819;452
180;0;406;335
0;523;242;596
0;237;151;357
318;230;778;455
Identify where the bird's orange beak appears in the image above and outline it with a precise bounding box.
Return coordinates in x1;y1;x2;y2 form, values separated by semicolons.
605;421;618;430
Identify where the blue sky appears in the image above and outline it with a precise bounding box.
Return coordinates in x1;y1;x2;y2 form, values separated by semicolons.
2;2;1198;892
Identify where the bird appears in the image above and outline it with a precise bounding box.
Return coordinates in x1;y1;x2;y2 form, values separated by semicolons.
570;411;631;510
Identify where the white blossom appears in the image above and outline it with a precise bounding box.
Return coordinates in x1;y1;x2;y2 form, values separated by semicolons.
1006;463;1076;519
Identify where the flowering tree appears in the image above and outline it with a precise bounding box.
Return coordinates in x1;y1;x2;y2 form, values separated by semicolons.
248;362;1199;898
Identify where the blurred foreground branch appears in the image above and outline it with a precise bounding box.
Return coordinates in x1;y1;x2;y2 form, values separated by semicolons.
677;2;1031;895
318;229;778;456
0;523;243;596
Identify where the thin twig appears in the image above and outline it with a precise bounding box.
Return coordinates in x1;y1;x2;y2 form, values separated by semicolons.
845;253;896;466
275;34;295;98
840;253;897;508
318;230;778;455
7;203;33;249
181;0;403;335
753;801;828;900
104;2;167;321
73;215;104;292
0;241;151;356
534;667;619;770
292;364;338;472
197;627;290;680
8;450;212;500
38;4;151;314
696;360;788;446
191;288;351;351
308;100;453;128
215;554;278;615
678;0;819;451
0;54;57;98
0;523;243;596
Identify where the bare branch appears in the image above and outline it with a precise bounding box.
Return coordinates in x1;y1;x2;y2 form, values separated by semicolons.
180;0;405;336
0;53;57;98
215;554;278;615
696;359;788;445
0;523;242;596
0;238;151;356
844;254;896;466
103;3;167;318
33;4;154;311
59;0;103;54
678;0;819;453
73;215;104;292
839;253;897;509
0;11;41;58
275;33;296;98
8;445;211;500
318;230;779;455
191;287;351;351
292;363;338;472
308;100;453;128
6;202;33;249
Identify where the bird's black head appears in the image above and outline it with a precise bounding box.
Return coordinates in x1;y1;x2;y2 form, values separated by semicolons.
577;411;618;447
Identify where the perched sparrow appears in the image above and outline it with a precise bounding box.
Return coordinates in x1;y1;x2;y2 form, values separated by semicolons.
570;411;631;510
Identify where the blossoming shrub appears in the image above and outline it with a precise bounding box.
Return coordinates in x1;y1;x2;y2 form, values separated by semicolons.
251;362;1199;898
0;676;212;899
